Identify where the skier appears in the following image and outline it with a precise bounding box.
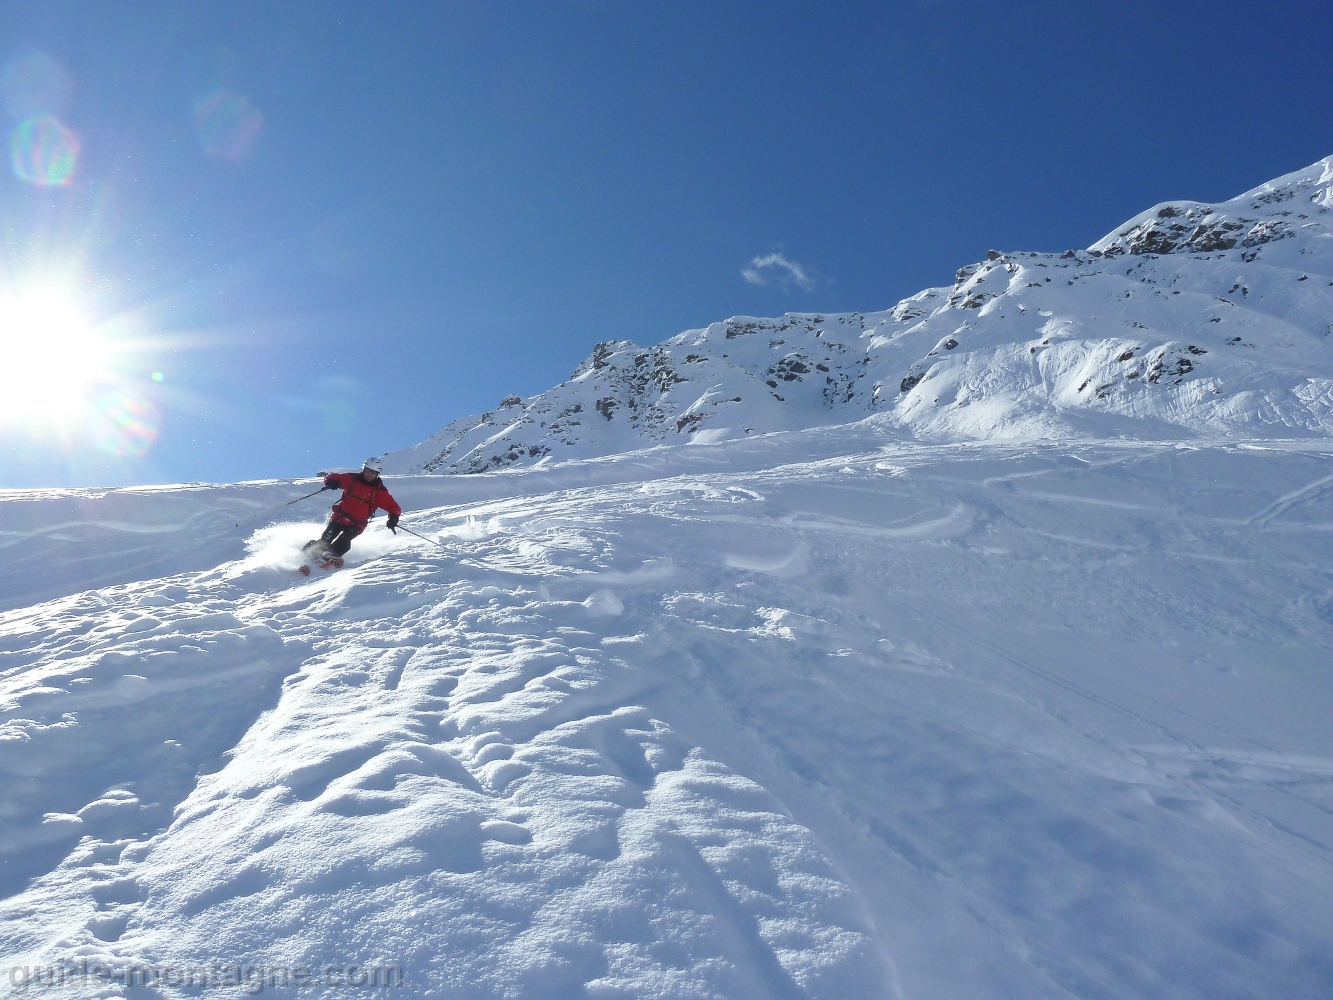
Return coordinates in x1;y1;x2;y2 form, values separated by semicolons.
305;457;401;562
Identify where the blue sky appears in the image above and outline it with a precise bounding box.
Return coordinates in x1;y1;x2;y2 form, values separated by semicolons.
1;1;1331;488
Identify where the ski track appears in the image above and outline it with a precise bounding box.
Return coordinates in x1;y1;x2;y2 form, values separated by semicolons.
2;440;1333;999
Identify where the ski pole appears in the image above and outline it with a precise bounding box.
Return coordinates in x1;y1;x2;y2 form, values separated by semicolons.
235;486;332;529
392;522;448;550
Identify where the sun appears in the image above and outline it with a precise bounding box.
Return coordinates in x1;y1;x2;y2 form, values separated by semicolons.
0;287;112;424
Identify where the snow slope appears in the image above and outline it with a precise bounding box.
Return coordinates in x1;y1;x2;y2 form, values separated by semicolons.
386;156;1333;475
4;157;1333;999
3;431;1333;999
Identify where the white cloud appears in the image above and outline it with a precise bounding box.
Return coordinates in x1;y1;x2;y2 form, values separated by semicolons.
741;252;816;291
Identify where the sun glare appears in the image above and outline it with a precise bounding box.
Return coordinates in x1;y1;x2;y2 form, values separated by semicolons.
0;287;112;422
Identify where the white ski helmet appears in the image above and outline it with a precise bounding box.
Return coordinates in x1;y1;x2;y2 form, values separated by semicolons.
363;456;383;473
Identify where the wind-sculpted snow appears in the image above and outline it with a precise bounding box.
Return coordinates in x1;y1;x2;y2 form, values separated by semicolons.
387;155;1333;476
3;434;1333;999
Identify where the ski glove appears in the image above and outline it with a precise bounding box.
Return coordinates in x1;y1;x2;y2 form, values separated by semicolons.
386;513;399;533
323;475;339;489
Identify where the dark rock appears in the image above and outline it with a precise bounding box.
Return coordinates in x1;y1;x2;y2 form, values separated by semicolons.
1240;220;1294;248
1252;188;1295;206
892;295;937;322
725;320;761;339
1105;216;1248;256
1149;351;1195;384
766;354;813;385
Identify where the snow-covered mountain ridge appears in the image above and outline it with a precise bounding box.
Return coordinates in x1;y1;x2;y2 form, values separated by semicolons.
387;155;1333;475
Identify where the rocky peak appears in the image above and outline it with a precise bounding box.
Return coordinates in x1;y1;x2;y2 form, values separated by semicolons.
1091;155;1333;258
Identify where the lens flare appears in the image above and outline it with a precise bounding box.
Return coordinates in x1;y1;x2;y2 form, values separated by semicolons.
91;390;161;457
193;87;263;160
10;114;80;186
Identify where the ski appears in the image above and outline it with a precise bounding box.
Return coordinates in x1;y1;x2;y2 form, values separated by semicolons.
296;556;342;577
295;539;343;578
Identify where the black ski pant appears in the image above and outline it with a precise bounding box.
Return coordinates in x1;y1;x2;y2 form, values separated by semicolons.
321;517;363;557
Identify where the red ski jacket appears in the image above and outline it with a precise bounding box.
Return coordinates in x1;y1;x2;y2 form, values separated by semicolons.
323;472;401;529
